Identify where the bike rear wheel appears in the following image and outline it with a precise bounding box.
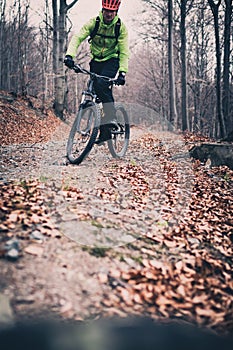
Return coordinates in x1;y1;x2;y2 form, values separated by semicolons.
107;103;130;158
67;101;100;164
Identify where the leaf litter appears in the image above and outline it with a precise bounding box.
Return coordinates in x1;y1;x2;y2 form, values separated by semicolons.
0;94;232;336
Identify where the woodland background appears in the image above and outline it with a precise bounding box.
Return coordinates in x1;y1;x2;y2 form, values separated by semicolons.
0;1;233;340
0;0;232;137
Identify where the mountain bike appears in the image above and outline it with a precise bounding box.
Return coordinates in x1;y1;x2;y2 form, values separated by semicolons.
66;63;130;165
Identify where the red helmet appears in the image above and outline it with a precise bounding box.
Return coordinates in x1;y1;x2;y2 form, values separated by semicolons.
102;0;121;11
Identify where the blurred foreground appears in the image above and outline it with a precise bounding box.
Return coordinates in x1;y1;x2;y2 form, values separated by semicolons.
0;317;232;350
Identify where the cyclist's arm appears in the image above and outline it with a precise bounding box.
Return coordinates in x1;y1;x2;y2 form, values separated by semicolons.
66;18;96;58
117;22;130;73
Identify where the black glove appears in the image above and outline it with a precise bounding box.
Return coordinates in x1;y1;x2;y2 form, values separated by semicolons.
64;55;74;69
116;72;126;86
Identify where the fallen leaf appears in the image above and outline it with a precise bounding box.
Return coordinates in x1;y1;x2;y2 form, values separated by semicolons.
24;244;44;257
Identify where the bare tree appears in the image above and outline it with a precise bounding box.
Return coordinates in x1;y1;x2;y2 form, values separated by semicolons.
52;0;79;119
208;0;226;138
3;0;31;95
187;3;210;133
222;0;232;135
0;0;6;88
168;0;178;127
178;0;195;131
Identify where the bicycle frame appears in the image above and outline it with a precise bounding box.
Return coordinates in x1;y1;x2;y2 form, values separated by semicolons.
80;80;97;104
73;64;117;104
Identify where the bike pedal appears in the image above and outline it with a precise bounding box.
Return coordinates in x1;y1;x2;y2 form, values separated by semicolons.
108;121;119;130
111;130;124;135
95;136;110;145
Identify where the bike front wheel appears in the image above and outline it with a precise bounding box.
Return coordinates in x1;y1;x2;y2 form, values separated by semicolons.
67;101;101;165
107;103;130;158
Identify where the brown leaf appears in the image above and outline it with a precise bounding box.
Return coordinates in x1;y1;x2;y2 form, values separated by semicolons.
98;272;108;284
24;244;44;257
120;288;134;306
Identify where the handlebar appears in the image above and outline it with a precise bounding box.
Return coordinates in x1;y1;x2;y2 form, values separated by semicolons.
72;63;119;85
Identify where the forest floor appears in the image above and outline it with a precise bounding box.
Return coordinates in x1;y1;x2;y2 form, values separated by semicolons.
0;91;232;339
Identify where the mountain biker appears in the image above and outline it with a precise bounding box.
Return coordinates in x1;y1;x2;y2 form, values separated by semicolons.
64;0;129;144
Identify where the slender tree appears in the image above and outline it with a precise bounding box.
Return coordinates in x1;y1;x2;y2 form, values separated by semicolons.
52;0;79;119
178;0;195;131
222;0;232;134
168;0;178;127
0;0;6;88
208;0;226;137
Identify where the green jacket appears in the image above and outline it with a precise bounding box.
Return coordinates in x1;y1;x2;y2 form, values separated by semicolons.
66;12;129;73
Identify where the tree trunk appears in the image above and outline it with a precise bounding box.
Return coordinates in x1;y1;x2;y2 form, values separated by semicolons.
55;0;67;119
180;0;188;131
41;0;51;108
52;0;79;120
52;0;59;115
222;0;232;134
208;0;226;138
168;0;178;128
0;0;6;89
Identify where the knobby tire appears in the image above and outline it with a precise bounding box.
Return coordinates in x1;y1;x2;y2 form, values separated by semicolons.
107;103;130;158
66;101;101;165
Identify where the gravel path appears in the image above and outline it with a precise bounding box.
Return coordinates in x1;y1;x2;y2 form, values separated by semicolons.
0;123;194;323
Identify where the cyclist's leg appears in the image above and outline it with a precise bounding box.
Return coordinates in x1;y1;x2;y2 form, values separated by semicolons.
90;58;119;144
90;58;119;128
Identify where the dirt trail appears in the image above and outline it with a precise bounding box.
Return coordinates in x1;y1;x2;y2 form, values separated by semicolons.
1;113;233;340
0;121;194;322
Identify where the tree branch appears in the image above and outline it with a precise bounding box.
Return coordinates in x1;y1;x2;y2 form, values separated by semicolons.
66;0;79;11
